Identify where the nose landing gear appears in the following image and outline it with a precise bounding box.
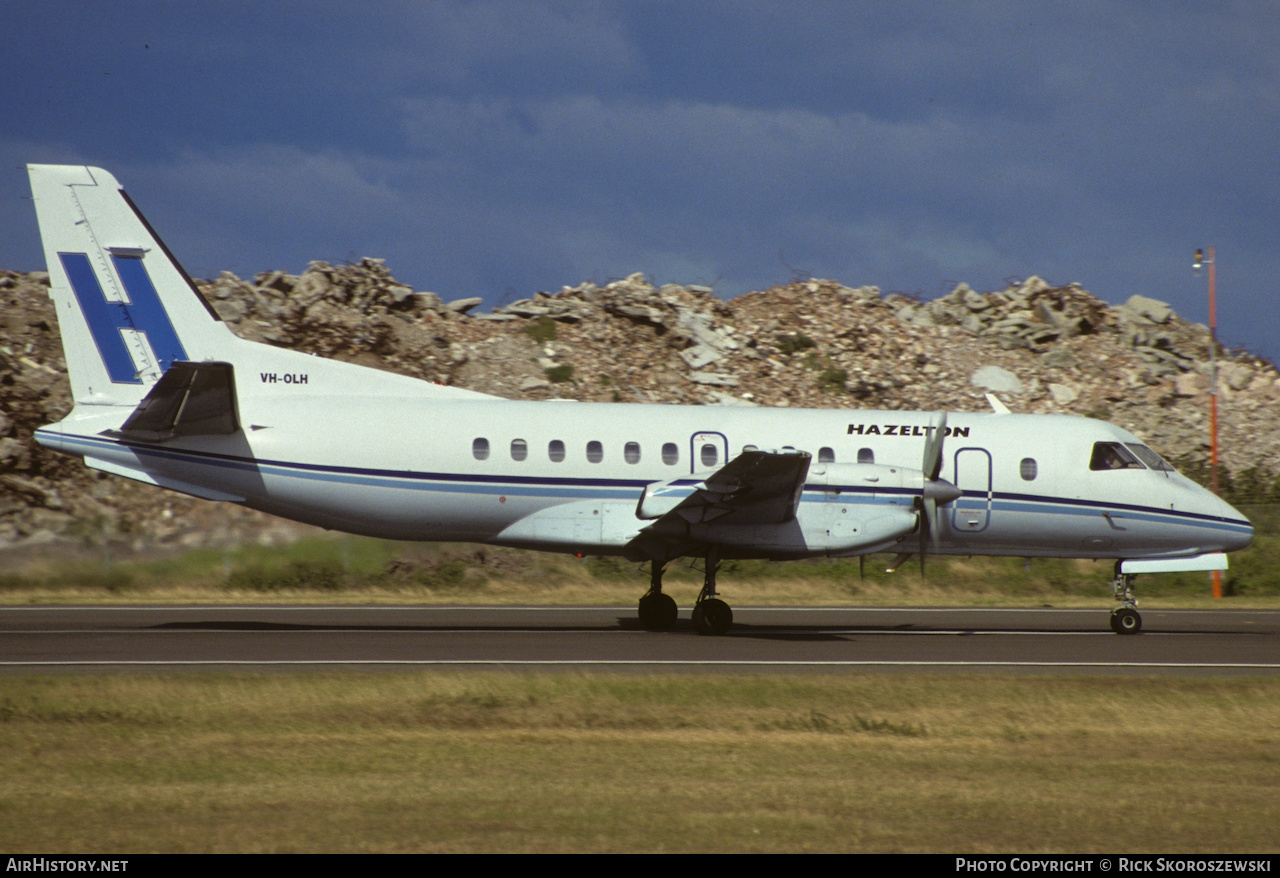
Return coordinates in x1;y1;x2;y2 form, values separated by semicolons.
1110;569;1142;634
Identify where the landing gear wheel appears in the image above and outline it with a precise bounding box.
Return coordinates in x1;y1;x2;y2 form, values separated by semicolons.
1110;568;1142;635
638;562;677;631
692;598;733;636
1110;607;1142;635
638;592;678;631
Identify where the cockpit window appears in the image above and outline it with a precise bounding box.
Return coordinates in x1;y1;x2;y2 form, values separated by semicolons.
1090;442;1145;471
1125;443;1174;472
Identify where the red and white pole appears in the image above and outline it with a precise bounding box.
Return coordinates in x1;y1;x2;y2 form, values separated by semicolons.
1197;246;1223;599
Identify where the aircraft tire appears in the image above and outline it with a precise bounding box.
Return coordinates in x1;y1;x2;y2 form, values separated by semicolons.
692;598;733;636
638;593;678;631
1110;607;1142;635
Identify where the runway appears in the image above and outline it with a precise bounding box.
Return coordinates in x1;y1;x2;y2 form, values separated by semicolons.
2;605;1279;675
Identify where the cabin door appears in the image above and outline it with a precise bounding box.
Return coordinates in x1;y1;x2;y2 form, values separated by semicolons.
951;447;992;533
690;431;729;473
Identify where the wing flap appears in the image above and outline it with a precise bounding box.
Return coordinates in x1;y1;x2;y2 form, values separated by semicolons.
641;450;812;535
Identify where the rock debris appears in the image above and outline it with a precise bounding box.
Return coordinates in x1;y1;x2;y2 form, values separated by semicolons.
1;262;1274;552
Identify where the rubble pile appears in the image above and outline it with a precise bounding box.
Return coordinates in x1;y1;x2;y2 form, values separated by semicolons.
1;261;1276;553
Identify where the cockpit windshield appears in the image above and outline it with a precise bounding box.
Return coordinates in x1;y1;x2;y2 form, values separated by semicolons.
1089;442;1145;471
1089;441;1176;472
1125;443;1174;472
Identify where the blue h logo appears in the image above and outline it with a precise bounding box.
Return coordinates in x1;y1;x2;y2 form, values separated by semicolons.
59;252;188;384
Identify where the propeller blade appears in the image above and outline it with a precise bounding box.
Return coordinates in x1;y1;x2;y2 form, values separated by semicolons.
922;412;947;481
915;411;949;578
917;496;940;576
925;497;940;549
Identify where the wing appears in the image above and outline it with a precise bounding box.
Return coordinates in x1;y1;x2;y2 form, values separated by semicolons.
638;450;811;535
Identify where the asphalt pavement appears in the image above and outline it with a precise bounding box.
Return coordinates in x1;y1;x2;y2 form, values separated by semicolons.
3;605;1278;674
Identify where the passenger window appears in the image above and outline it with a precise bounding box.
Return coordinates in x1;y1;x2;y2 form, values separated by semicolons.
510;439;528;461
587;440;603;463
1020;458;1038;481
857;448;875;464
818;447;835;463
662;442;679;465
701;443;719;468
549;440;565;463
472;437;490;461
1090;442;1144;471
624;442;641;464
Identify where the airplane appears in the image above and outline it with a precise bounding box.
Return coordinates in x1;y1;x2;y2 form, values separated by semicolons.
25;164;1254;635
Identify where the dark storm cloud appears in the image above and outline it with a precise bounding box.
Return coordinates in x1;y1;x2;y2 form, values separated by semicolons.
1;1;1276;356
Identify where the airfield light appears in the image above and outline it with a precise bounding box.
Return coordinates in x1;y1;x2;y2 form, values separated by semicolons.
1196;246;1222;599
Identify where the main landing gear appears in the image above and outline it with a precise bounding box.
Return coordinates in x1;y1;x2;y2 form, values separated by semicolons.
637;562;678;631
636;549;734;636
691;548;733;636
1110;567;1142;635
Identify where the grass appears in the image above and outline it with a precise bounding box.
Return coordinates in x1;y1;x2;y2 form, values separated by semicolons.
523;315;558;343
544;364;574;383
1;672;1277;852
774;332;816;355
2;513;1277;852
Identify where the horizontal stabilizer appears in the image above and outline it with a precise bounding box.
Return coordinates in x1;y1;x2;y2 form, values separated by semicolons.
85;456;245;502
117;361;239;440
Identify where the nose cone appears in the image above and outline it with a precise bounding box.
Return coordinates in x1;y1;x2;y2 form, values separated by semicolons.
1213;495;1254;553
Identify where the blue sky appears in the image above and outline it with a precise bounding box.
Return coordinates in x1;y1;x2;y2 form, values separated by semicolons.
2;2;1277;358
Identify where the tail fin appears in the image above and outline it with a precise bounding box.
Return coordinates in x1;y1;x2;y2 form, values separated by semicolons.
28;164;238;407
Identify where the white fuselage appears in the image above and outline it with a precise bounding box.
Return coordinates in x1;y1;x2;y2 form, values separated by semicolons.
36;397;1254;563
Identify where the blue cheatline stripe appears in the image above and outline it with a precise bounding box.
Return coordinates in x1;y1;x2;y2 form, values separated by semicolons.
991;497;1248;536
57;252;187;384
37;429;1254;536
987;491;1252;534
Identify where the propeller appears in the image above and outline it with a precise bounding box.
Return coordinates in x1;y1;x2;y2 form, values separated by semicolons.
906;412;963;575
